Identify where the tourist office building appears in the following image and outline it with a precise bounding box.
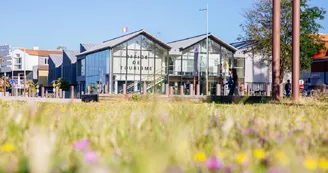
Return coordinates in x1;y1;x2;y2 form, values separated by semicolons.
76;30;239;96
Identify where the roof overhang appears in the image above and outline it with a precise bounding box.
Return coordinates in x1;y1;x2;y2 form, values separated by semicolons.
77;30;171;57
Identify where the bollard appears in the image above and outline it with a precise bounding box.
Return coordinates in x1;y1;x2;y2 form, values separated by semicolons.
196;84;200;96
180;85;184;95
247;85;251;96
170;86;174;96
266;84;270;96
70;86;75;99
216;84;222;96
46;91;48;98
104;84;108;94
165;84;169;96
28;87;32;97
122;84;127;95
11;85;14;96
59;89;63;98
240;84;245;96
41;87;44;98
189;84;194;96
62;91;65;99
87;86;91;95
55;87;59;98
279;84;284;98
143;82;147;95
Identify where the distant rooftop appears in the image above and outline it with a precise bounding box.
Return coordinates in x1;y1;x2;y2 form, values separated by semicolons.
19;48;62;57
48;54;63;67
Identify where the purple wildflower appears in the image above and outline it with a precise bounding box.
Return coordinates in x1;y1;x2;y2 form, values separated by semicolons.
244;128;256;135
267;167;285;173
206;157;223;171
85;151;97;162
73;139;89;150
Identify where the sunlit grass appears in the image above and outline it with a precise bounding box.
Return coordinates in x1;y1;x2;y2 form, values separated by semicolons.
0;99;328;173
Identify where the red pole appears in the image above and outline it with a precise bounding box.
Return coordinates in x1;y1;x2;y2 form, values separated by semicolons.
292;0;300;102
272;0;281;100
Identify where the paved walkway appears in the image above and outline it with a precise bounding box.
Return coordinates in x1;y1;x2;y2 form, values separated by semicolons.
0;96;81;103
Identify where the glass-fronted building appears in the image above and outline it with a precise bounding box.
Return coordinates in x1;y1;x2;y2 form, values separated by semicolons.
76;30;171;94
167;34;238;95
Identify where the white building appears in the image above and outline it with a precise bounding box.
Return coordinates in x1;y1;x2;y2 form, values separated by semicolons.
232;41;291;93
1;47;62;86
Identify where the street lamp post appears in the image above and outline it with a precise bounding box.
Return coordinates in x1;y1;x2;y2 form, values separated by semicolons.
200;4;209;95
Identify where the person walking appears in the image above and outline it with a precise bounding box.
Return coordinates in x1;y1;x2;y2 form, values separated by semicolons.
285;80;292;97
227;68;239;96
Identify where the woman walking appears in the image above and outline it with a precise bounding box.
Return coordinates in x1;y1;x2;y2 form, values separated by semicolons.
227;68;239;96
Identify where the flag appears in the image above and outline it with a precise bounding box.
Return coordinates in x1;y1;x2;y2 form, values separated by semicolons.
122;27;128;33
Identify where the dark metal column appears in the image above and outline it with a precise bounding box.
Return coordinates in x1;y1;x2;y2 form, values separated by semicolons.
272;0;281;100
125;43;128;86
140;36;142;94
292;0;300;101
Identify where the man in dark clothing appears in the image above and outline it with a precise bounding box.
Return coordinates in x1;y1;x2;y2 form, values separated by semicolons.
285;80;291;97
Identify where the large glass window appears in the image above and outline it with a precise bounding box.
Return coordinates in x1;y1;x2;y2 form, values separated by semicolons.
85;49;110;94
112;34;168;93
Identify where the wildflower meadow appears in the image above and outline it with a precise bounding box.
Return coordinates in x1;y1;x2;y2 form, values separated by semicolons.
0;99;328;173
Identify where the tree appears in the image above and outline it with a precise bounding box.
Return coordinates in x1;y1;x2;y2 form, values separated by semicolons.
240;0;326;82
57;45;67;51
26;80;37;92
0;76;10;92
56;78;70;91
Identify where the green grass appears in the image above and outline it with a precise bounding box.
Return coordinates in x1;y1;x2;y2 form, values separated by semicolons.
0;99;328;173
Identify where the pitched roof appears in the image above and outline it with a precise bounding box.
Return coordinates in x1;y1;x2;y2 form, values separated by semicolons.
77;29;171;56
19;48;62;57
80;43;100;52
314;33;328;60
48;54;63;67
168;34;237;54
63;50;79;63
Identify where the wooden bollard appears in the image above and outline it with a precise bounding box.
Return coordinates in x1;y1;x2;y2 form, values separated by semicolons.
122;84;127;95
143;82;147;95
165;84;169;96
240;84;245;96
59;89;63;98
11;85;14;96
87;86;91;95
216;84;222;96
180;85;184;95
55;87;59;98
189;84;194;96
170;86;174;96
41;87;44;98
247;85;251;96
279;84;284;98
196;84;200;95
70;86;74;99
28;87;32;97
266;84;270;96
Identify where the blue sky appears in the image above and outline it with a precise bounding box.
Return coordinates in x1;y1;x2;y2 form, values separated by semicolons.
0;0;327;50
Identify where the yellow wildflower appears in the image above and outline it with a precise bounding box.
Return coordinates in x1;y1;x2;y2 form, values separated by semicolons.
194;151;206;162
319;158;328;170
303;158;317;171
1;143;14;152
253;149;265;160
217;151;225;159
236;153;247;164
274;151;289;166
